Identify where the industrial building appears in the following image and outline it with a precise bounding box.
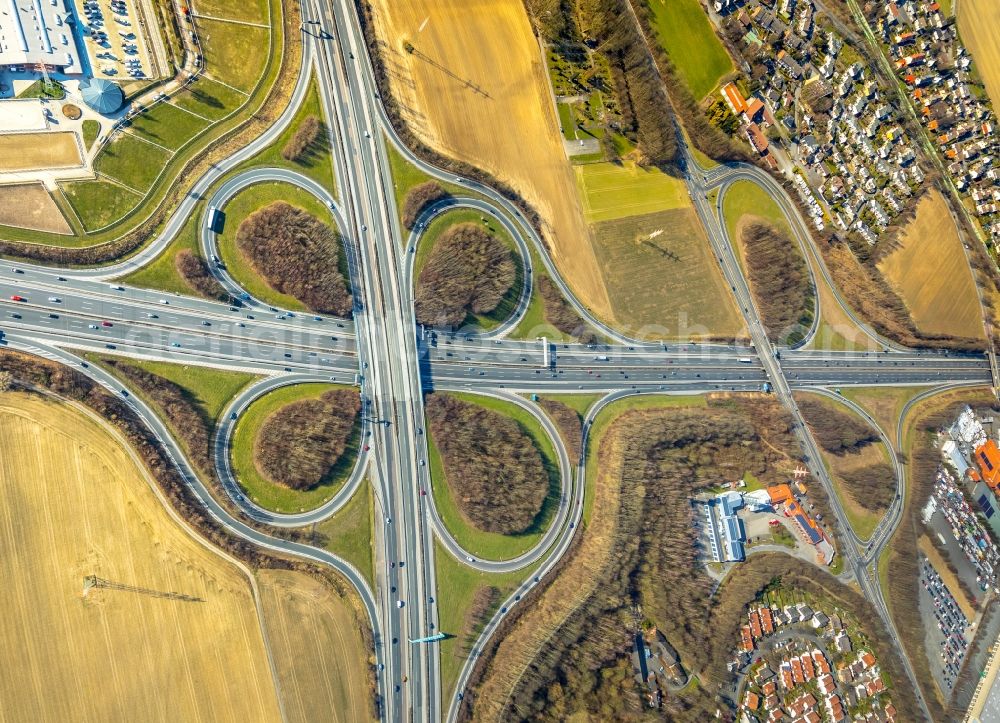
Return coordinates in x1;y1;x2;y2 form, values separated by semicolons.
702;491;748;563
0;0;82;72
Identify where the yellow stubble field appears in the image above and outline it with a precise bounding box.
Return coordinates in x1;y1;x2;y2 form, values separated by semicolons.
957;0;1000;108
0;392;283;723
0;131;82;171
368;0;613;322
257;569;375;723
877;189;984;340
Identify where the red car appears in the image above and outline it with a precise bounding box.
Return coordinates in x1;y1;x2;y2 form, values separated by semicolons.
101;321;113;327
9;295;24;302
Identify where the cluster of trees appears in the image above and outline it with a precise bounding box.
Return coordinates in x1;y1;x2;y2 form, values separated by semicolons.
425;393;548;535
402;181;448;229
235;201;352;316
175;249;227;301
539;397;583;463
463;395;924;721
102;358;213;474
838;463;896;512
741;222;815;344
523;0;677;167
414;223;515;328
538;276;598;343
797;397;879;455
281;115;321;162
467;399;809;720
254;389;360;490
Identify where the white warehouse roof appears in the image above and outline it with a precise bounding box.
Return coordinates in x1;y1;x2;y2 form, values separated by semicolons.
0;0;82;71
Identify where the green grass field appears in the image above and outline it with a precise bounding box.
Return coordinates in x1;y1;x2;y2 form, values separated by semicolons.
0;0;280;249
574;160;689;223
199;18;269;93
722;179;789;240
81;120;101;151
169;76;248;121
235;76;335;192
89;354;258;474
120;206;203;294
313;478;375;589
62;179;143;231
127;101;212;151
646;0;734;100
557;101;576;140
230;383;361;513
427;392;561;561
591;208;744;338
413;208;524;331
384;140;471;232
93;354;257;428
216;180;343;311
196;0;269;23
435;540;531;702
94;132;173;193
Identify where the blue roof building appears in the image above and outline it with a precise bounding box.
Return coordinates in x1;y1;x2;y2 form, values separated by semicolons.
79;78;123;115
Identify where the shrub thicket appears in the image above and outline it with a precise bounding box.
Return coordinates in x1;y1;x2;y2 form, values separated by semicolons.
414;223;515;327
254;388;360;490
281;115;321;161
425;393;548;535
797;397;879;455
742;222;814;344
402;181;448;229
235;201;352;315
175;249;227;300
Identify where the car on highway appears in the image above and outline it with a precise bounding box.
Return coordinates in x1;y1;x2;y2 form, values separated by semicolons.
109;284;123;291
101;321;113;327
9;295;25;302
9;267;22;274
9;313;20;319
159;298;169;305
396;600;404;608
88;324;99;329
47;296;60;303
146;313;158;318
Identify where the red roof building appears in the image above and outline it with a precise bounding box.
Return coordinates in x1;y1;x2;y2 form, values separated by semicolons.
745;691;761;710
722;82;748;115
975;440;1000;489
760;607;774;634
747;123;769;155
749;610;763;639
791;658;804;684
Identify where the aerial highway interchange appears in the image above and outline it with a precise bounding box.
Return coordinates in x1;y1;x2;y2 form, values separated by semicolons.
0;2;995;721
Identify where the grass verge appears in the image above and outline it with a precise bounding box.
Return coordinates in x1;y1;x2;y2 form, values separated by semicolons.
230;382;360;512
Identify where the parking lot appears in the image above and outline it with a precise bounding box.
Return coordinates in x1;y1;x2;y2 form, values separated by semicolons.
919;555;973;696
75;0;154;83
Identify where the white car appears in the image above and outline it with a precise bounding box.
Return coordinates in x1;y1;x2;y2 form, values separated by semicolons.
47;296;60;303
159;298;169;305
109;284;124;291
88;324;99;330
396;600;404;609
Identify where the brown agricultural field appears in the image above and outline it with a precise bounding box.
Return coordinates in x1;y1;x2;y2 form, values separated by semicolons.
256;569;375;723
0;131;82;171
957;0;1000;108
0;392;283;722
877;190;984;340
590;208;745;339
367;0;612;321
0;182;71;233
